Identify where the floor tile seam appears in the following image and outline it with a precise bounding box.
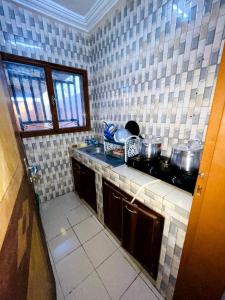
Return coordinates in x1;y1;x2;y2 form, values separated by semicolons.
72;224;104;245
63;269;96;298
140;273;162;300
40;202;83;222
137;274;161;300
94;247;140;300
118;273;140;300
46;225;72;242
67;213;92;228
78;233;116;300
118;247;143;274
53;243;82;265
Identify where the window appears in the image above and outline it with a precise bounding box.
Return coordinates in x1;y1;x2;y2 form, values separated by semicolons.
2;53;90;137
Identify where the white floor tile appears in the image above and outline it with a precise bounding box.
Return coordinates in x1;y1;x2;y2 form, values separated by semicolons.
119;247;142;274
67;205;91;226
140;271;164;300
49;228;81;263
43;215;71;241
56;247;94;296
97;249;138;300
83;231;117;267
121;276;158;300
65;271;110;300
40;194;81;225
104;229;121;248
73;216;103;244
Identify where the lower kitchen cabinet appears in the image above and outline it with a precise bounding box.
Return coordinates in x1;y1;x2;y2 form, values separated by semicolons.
122;199;164;279
72;158;97;213
103;179;131;240
102;179;164;280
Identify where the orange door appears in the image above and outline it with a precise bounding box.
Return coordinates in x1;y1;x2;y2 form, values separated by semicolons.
0;55;56;299
174;47;225;299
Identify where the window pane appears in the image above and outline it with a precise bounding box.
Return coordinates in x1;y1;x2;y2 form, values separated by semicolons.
52;70;86;129
3;61;53;132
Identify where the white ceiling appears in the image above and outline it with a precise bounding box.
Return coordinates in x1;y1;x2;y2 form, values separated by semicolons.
51;0;99;16
13;0;119;32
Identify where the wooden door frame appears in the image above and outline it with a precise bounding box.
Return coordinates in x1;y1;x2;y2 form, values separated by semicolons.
174;45;225;299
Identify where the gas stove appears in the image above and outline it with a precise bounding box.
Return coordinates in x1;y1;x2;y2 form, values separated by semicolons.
126;155;198;194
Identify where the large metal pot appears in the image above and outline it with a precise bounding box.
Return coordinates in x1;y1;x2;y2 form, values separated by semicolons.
140;137;162;159
170;140;203;173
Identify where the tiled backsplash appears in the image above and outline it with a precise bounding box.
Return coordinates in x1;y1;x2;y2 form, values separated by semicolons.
89;0;225;155
1;0;225;200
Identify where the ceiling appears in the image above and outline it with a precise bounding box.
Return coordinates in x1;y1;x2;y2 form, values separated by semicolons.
13;0;119;32
51;0;99;16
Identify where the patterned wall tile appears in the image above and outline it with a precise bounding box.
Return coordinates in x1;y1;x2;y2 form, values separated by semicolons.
89;0;225;156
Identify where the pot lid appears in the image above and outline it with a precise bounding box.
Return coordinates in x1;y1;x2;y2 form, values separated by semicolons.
173;140;203;152
142;137;162;144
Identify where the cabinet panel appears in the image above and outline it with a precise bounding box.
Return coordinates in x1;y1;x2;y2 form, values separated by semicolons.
103;179;130;240
72;158;97;213
72;158;83;198
81;164;97;212
122;200;164;279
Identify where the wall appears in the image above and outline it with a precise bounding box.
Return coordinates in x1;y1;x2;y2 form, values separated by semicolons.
1;0;225;201
0;0;94;201
89;0;225;156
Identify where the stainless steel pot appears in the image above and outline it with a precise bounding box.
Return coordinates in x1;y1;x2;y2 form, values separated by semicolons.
170;140;203;172
140;137;162;159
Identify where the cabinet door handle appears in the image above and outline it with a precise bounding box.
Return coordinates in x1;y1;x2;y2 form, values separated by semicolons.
125;205;138;214
112;192;121;200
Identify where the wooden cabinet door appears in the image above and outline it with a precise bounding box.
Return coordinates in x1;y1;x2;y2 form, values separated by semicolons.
102;179;127;241
72;158;83;198
72;158;97;212
81;165;97;213
122;200;164;279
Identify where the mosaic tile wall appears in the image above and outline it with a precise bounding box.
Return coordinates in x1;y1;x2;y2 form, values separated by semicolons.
0;0;93;201
89;0;225;156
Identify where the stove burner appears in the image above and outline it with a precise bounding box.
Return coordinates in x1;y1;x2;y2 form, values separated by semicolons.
126;155;198;194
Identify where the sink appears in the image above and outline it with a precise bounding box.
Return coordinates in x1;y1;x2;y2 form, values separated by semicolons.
78;145;124;167
86;146;104;155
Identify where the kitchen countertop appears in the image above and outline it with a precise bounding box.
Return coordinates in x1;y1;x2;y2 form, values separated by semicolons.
73;148;193;213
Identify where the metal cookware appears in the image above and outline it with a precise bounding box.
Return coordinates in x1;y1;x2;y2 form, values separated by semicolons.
170;140;203;173
125;120;143;138
140;137;162;159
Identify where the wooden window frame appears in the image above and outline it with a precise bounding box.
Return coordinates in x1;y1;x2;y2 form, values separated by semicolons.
1;52;91;138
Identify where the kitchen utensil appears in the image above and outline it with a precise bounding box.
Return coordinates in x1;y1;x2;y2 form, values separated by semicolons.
125;120;143;139
125;121;140;136
114;128;132;143
170;139;203;173
103;121;117;141
140;137;162;159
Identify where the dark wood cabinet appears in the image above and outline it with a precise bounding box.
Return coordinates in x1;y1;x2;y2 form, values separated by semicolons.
102;179;164;280
122;199;164;279
72;158;97;213
103;179;131;240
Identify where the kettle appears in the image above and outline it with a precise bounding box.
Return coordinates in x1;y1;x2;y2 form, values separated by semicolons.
103;121;117;141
